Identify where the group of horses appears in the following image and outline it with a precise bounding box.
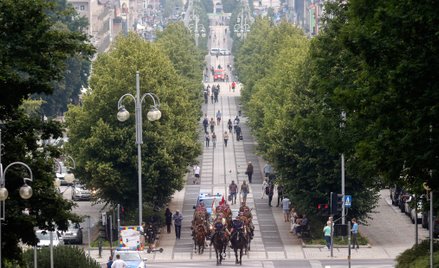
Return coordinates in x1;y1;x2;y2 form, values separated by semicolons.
191;200;254;265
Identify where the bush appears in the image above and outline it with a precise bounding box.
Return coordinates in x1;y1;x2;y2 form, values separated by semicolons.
396;240;439;268
22;246;100;268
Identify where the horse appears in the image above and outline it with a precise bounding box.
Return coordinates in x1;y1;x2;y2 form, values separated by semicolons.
211;229;228;265
194;224;206;254
230;228;247;265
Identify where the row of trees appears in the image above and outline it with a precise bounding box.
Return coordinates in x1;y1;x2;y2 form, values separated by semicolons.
234;0;438;222
0;0;94;265
65;22;204;220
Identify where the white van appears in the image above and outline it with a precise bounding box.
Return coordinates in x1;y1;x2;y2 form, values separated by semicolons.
210;48;220;55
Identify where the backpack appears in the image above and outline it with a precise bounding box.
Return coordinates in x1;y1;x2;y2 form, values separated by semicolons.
265;186;270;195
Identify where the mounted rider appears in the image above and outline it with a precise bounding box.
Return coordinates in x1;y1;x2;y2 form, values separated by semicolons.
210;217;228;245
229;216;245;242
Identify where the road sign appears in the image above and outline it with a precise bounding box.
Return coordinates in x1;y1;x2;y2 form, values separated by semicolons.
344;195;352;208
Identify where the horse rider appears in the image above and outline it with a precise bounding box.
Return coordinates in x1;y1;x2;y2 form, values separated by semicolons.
229;216;244;242
210;219;227;245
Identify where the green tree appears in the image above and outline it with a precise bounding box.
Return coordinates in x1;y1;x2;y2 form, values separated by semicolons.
0;0;94;117
65;33;201;217
0;0;93;264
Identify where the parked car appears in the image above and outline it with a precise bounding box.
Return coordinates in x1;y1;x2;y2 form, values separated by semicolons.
398;191;411;213
36;230;64;247
72;184;91;201
61;221;83;244
409;199;423;224
114;250;147;268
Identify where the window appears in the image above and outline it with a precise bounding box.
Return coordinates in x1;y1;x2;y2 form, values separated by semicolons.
80;5;85;10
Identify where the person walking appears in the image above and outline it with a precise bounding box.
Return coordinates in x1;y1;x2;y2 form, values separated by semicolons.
223;131;229;147
228;119;233;133
245;162;254;183
240;180;250;204
216;110;222;124
111;254;127;268
232;81;236;92
202;117;209;133
209;118;215;133
165;208;172;234
268;183;274;207
263;163;272;178
261;179;269;199
205;132;210;147
212;132;217;148
229;180;238;205
323;221;332;250
276;184;284;207
235;124;242;141
173;210;183;239
106;256;113;268
193;164;201;184
282;196;291;222
351;218;359;249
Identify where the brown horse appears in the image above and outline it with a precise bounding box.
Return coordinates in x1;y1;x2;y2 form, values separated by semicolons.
211;229;228;265
194;224;206;254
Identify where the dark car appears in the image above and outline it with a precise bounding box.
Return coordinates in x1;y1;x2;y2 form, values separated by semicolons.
62;221;83;244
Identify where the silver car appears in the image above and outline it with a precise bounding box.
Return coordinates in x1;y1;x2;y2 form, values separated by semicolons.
62;221;83;244
72;184;91;201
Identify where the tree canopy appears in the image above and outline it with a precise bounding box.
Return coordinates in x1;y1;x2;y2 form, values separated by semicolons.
65;33;202;218
0;0;93;264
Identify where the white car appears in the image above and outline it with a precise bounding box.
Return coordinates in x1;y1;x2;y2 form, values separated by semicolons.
114;250;147;268
36;230;64;247
220;49;231;56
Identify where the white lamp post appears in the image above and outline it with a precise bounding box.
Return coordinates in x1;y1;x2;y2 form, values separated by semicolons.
0;130;34;268
117;71;161;226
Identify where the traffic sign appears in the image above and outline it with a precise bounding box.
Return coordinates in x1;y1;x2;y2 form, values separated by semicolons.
344;195;352;208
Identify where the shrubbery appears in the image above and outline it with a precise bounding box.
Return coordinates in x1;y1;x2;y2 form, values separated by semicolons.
22;246;100;268
396;240;439;268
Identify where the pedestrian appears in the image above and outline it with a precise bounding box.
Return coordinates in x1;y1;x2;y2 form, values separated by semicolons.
106;255;113;268
202;117;209;133
351;218;359;249
212;132;217;148
224;131;229;147
173;210;183;239
240;180;250;204
216;110;222;124
229;180;238;205
165;208;172;234
111;254;127;268
235;124;242;141
261;178;269;199
276;184;284;207
289;208;298;232
282;196;291;222
193;164;201;184
323;221;332;250
203;89;208;104
211;87;214;103
205;132;210;147
245;161;254;183
263;163;272;178
234;115;240;125
228;119;233;133
209;118;215;133
268;183;274;207
232;81;236;92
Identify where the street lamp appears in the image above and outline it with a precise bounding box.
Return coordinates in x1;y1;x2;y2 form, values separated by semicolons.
117;71;161;226
0;130;34;268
